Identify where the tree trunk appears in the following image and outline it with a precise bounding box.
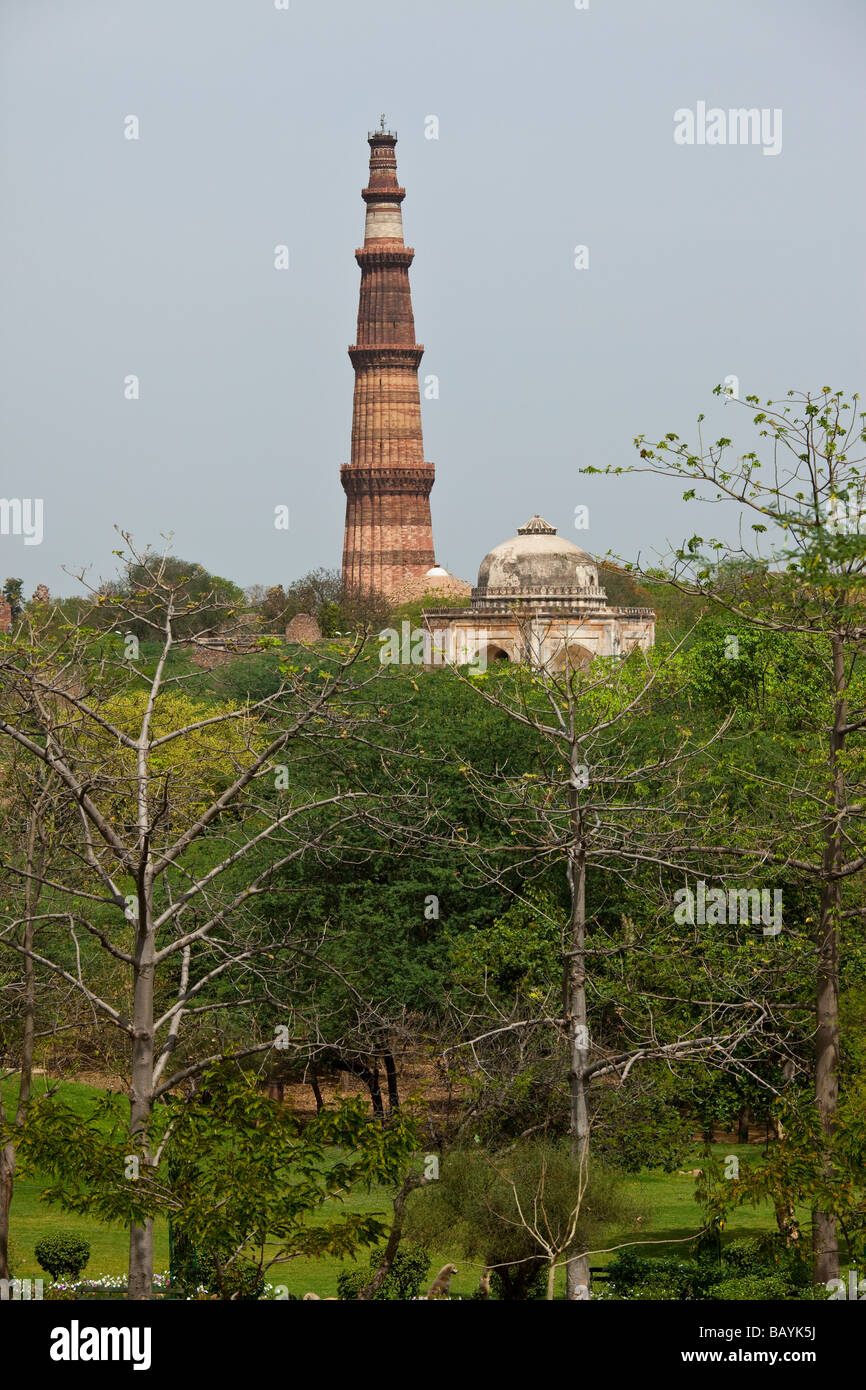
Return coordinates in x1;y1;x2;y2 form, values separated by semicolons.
774;1199;801;1247
128;886;155;1300
565;752;590;1301
737;1104;750;1145
367;1064;384;1119
357;1170;427;1300
382;1050;400;1115
334;1058;384;1119
0;1147;14;1282
813;633;844;1286
0;809;39;1281
308;1074;324;1113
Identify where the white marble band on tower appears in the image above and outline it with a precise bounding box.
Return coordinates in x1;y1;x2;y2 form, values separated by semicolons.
364;203;404;242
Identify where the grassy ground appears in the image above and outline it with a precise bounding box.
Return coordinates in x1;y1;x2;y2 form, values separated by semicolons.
5;1077;800;1299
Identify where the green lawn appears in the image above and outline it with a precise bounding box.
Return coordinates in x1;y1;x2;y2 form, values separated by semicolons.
5;1078;801;1298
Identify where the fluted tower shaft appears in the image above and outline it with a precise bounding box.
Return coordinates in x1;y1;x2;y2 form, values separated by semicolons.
340;127;436;597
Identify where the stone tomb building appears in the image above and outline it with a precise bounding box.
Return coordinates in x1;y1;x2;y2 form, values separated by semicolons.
422;515;655;670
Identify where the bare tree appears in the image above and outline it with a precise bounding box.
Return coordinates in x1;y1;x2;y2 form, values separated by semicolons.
0;538;421;1298
488;1140;590;1301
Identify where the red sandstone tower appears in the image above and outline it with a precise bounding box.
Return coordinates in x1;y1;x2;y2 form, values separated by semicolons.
340;122;436;597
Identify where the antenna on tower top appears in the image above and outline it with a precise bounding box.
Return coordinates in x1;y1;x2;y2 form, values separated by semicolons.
379;113;386;131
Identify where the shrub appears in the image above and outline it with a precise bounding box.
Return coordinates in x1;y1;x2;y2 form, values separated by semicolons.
337;1246;430;1300
719;1236;811;1291
196;1250;264;1301
605;1237;816;1301
406;1140;642;1300
34;1234;91;1283
172;1243;265;1301
607;1249;731;1300
719;1237;769;1275
607;1251;706;1300
489;1264;547;1301
713;1274;796;1301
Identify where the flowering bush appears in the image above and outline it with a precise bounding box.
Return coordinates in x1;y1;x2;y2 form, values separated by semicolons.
45;1272;177;1299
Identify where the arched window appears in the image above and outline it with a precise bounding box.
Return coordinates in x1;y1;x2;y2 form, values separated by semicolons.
481;643;510;665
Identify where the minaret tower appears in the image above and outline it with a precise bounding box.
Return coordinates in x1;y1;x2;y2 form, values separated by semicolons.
340;119;436;597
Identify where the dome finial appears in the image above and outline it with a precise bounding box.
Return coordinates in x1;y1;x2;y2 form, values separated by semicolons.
517;515;557;536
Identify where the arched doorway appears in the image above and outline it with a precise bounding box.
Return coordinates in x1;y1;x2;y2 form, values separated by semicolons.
549;643;594;673
480;643;510;667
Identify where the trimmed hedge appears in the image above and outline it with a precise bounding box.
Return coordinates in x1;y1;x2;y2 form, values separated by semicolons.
34;1233;91;1283
606;1236;816;1301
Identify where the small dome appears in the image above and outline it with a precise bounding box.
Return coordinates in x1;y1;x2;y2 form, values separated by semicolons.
397;564;472;605
477;516;600;594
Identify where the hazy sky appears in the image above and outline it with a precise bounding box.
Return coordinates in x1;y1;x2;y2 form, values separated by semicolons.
1;0;864;598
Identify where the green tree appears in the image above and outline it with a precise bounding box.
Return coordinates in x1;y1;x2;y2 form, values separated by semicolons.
9;1068;421;1297
447;630;792;1296
615;386;866;1283
99;551;245;640
2;579;23;622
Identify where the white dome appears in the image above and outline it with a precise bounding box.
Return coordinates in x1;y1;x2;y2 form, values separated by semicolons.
476;516;601;595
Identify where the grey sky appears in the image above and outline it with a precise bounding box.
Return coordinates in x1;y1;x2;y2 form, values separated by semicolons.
1;0;863;598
